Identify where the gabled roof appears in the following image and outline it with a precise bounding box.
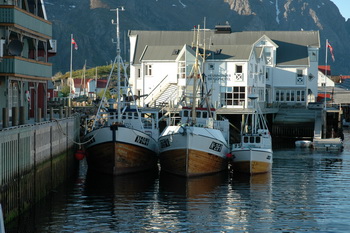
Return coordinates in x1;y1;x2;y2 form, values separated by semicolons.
205;45;253;61
319;65;331;75
141;45;183;61
129;30;320;67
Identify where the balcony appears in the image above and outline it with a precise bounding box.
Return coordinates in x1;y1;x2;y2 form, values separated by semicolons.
0;6;52;39
0;56;52;79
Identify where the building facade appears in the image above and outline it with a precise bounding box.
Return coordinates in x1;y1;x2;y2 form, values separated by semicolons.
128;27;320;112
0;0;55;122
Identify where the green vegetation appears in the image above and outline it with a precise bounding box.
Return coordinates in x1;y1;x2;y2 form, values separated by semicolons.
53;64;129;81
54;64;129;98
60;85;71;97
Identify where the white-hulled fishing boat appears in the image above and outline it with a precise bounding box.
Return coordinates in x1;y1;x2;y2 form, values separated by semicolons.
83;8;159;175
158;26;230;177
231;94;272;174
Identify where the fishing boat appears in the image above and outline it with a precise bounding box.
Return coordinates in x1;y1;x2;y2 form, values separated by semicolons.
231;94;273;174
158;26;230;177
83;8;159;175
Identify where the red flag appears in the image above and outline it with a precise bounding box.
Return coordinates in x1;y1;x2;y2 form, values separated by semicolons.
71;38;78;50
327;41;335;62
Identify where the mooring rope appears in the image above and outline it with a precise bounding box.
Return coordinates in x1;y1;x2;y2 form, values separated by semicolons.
53;118;99;147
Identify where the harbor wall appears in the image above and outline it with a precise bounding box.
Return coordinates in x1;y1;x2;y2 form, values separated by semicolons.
0;115;80;223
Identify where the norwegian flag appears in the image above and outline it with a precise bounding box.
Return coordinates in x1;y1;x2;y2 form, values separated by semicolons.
327;41;335;62
71;38;78;50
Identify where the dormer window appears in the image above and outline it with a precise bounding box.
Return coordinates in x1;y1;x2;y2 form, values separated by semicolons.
215;49;222;55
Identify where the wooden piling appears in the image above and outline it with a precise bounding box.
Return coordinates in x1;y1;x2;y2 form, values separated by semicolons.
12;107;19;126
2;108;9;128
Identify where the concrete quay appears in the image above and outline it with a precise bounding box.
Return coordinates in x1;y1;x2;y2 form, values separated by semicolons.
0;114;81;223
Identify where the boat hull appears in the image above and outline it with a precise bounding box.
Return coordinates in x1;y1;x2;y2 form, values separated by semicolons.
159;126;229;177
84;126;158;175
231;148;272;174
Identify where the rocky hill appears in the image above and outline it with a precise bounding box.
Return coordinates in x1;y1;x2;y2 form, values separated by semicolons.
45;0;350;75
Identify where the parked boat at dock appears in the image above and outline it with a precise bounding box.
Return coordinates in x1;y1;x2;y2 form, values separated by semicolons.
159;107;230;177
83;8;159;175
158;25;230;177
231;94;273;174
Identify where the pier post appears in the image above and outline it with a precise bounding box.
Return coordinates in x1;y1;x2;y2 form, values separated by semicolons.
59;107;63;119
36;108;42;123
19;106;26;125
68;107;72;117
50;107;54;120
2;108;9;128
12;107;19;126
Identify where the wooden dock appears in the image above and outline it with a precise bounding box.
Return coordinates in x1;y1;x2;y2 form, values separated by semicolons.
313;138;343;151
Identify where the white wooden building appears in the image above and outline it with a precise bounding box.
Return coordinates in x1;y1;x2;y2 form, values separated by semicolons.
128;27;320;111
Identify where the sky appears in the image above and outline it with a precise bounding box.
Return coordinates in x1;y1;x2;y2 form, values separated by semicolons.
331;0;350;19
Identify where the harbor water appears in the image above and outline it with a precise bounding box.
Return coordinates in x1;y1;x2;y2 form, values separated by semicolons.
6;130;350;232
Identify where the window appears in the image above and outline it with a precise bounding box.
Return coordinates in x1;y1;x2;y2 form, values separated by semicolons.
276;90;305;102
297;69;303;77
244;136;249;143
291;92;295;101
308;73;315;81
286;91;290;101
236;65;243;73
203;112;208;118
221;86;245;107
178;61;186;79
309;51;318;62
265;47;272;65
137;68;141;78
146;65;152;76
183;110;189;117
209;64;215;70
256;137;261;143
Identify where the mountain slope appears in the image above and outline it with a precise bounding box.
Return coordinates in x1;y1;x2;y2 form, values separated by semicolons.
45;0;350;75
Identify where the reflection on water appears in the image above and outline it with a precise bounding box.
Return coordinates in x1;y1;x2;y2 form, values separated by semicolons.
6;142;350;232
159;171;228;197
85;168;159;196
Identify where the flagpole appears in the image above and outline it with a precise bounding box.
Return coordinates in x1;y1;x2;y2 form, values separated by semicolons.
69;34;73;106
324;39;328;110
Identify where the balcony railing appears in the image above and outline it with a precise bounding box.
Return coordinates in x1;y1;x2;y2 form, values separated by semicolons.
0;6;52;38
0;56;52;79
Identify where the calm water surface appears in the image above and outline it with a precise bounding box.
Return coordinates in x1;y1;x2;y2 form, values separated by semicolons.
7;131;350;232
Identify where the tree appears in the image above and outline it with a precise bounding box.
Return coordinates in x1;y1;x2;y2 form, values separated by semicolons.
97;89;111;100
60;85;71;97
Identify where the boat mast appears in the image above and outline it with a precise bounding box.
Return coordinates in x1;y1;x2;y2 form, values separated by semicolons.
111;7;125;123
191;25;200;125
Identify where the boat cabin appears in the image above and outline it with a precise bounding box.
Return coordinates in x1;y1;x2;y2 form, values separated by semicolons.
180;107;217;127
239;129;271;149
